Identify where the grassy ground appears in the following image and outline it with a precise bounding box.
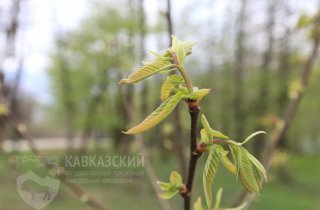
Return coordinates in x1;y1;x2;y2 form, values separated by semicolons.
0;151;319;210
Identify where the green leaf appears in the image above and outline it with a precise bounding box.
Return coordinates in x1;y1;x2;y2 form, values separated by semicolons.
171;35;186;66
246;150;267;182
170;171;182;186
214;188;223;209
216;146;236;174
200;129;210;144
157;171;184;200
240;131;267;145
201;115;213;142
160;75;184;101
119;58;174;84
194;197;204;210
157;181;173;191
123;91;186;134
203;146;220;208
212;128;230;140
230;145;260;194
159;190;179;199
188;89;210;100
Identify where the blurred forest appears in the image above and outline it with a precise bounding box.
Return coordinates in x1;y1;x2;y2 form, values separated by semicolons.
0;0;320;209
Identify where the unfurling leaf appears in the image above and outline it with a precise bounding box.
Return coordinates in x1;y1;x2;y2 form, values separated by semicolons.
170;171;182;186
200;129;210;144
188;89;210;100
157;171;184;200
240;131;267;145
172;35;186;66
203;146;220;208
229;145;266;194
161;75;184;101
216;146;236;174
201;115;213;142
123;91;186;134
214;188;223;209
194;197;204;210
201;115;230;143
119;58;174;84
211;128;230;140
159;190;179;199
157;181;172;191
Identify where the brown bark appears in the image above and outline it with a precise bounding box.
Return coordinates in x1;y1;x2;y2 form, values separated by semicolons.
181;100;201;210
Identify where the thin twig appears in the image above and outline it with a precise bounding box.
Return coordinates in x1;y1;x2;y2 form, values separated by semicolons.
182;99;201;210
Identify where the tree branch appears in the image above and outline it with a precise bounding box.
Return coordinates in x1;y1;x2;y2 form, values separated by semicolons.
182;99;201;210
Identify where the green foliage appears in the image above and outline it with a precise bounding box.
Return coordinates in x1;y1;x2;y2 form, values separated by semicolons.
157;171;185;199
200;115;267;207
194;187;248;210
201;114;230;142
119;56;174;84
160;75;184;101
194;197;204;210
123;90;186;134
229;145;267;193
188;89;211;100
120;36;198;135
119;35;267;209
203;146;221;207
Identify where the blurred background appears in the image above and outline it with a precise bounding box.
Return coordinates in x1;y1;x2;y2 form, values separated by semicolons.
0;0;320;209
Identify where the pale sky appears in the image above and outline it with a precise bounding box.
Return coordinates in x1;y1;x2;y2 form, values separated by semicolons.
1;0;319;104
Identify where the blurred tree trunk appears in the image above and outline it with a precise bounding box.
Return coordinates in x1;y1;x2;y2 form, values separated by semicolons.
79;68;109;153
253;0;276;158
165;0;187;177
233;0;247;140
56;40;76;152
276;3;292;150
0;0;22;147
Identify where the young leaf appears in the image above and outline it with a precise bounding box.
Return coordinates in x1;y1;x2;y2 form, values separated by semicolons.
161;79;174;101
216;146;236;174
214;188;223;209
211;128;230;140
171;35;186;66
157;181;173;191
245;150;267;182
159;190;179;199
201;115;213;141
170;171;182;186
240;131;267;145
160;75;184;101
119;59;174;84
200;129;210;144
203;146;220;208
194;197;204;210
123;91;186;134
188;89;210;100
230;145;260;194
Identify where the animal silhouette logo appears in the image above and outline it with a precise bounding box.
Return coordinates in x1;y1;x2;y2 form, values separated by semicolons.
16;156;60;209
